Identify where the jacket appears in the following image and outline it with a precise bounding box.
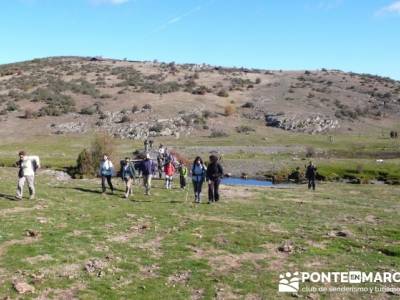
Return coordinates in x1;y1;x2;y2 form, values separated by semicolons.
17;156;40;177
306;165;317;179
206;162;224;181
121;162;136;179
164;163;176;176
192;163;206;182
99;160;115;176
140;159;155;176
178;165;188;177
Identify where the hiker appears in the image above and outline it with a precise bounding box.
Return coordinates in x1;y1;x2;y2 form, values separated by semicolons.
206;155;224;204
149;139;154;150
144;139;149;152
191;156;207;203
140;153;155;195
16;151;40;200
121;157;136;199
159;144;165;156
305;161;317;191
164;160;176;189
178;161;188;189
99;154;115;194
157;154;164;179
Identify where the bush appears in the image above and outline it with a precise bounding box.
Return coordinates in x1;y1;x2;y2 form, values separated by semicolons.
149;123;163;133
305;146;315;158
120;115;131;123
255;78;261;84
217;89;229;97
242;102;254;108
90;133;115;172
224;104;236;116
236;125;255;134
23;109;35;119
6;101;19;112
209;129;229;138
131;105;139;113
143;104;152;110
80;105;98;115
76;149;95;177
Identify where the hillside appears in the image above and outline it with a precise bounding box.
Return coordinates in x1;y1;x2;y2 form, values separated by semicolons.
0;56;399;140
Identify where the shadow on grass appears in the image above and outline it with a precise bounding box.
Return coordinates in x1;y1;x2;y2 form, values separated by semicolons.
0;193;18;201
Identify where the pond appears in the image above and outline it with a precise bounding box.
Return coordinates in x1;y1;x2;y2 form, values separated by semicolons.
221;177;273;187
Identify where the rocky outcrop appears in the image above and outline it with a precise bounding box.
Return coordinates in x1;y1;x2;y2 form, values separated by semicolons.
49;111;196;140
265;113;339;134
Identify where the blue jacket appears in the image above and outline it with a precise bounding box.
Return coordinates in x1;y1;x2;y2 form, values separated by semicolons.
191;163;206;182
140;159;155;176
122;162;136;179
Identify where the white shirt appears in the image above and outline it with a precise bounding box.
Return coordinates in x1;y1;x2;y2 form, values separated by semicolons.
20;156;40;177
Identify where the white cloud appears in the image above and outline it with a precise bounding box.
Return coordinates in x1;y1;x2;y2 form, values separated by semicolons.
376;1;400;16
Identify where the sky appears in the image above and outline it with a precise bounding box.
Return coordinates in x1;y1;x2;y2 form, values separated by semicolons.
0;0;400;80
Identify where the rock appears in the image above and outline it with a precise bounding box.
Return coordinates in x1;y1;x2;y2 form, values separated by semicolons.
84;259;106;274
265;113;340;134
13;280;35;294
278;240;294;253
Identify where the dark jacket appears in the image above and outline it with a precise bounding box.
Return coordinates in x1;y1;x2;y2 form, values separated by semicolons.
140;159;155;176
306;165;317;179
121;162;136;179
206;162;224;181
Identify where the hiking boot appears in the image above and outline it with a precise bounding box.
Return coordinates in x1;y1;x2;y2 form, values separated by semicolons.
29;195;35;200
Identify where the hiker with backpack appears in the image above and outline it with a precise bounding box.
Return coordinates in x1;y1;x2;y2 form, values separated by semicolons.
206;155;224;204
305;161;317;191
16;151;40;200
191;156;207;203
121;157;136;199
99;154;115;195
140;153;156;195
178;161;188;189
164;160;176;189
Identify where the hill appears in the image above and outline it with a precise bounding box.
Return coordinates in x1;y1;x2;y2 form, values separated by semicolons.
0;56;399;140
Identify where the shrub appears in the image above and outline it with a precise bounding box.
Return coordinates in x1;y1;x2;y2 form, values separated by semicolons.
76;149;95;177
236;125;255;134
209;129;229;138
120;115;131;123
149;123;164;133
131;105;139;113
224;104;236;116
242;102;254;108
6;101;19;112
80;105;98;115
90;133;115;171
217;89;229;97
142;104;152;110
305;146;315;158
23;109;35;119
255;78;261;84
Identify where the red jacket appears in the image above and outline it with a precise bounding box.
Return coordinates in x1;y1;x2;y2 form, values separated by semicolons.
164;163;176;176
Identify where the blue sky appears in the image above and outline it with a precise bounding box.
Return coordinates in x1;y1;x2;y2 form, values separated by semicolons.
1;0;399;79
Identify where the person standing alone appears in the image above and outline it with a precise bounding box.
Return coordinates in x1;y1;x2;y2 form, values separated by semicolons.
305;161;317;191
16;151;40;200
99;154;115;194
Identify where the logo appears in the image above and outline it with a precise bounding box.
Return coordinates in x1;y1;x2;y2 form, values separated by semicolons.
279;272;300;292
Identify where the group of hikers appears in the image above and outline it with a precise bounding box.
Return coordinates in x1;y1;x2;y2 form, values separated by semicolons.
14;143;318;202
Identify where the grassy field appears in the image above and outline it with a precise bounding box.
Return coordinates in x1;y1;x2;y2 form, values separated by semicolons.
0;167;399;299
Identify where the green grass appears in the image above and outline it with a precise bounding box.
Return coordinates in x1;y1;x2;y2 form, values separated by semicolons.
1;168;399;299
